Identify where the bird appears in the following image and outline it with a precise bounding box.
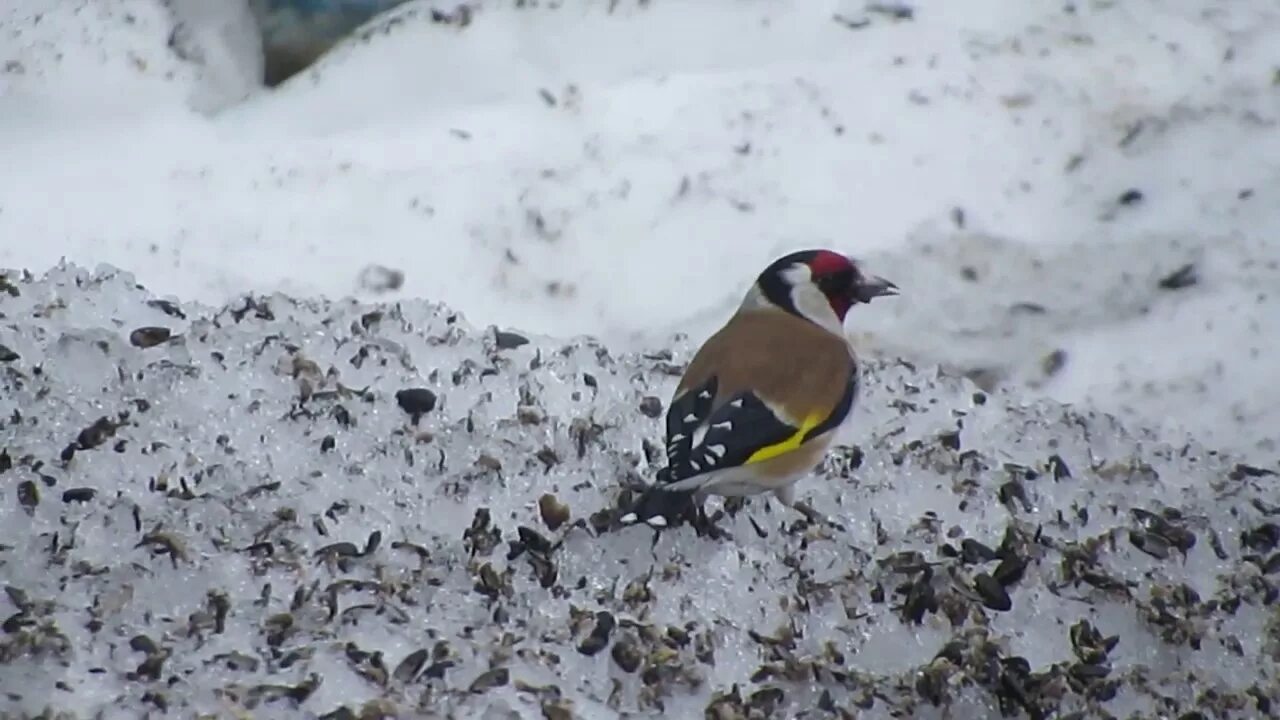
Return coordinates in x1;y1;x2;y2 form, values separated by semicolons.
618;249;898;531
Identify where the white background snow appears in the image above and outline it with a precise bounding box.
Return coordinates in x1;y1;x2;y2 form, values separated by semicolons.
2;1;1280;718
3;0;1278;453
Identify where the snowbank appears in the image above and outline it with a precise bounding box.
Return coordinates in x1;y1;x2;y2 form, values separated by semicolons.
2;263;1277;719
2;0;1278;460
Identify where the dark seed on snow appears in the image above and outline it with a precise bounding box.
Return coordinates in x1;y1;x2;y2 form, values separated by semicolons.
1164;526;1197;554
639;396;663;419
938;430;961;451
129;634;158;654
516;526;553;555
2;613;33;632
4;588;29;612
0;344;17;362
1158;263;1198;291
1048;454;1072;479
998;481;1031;512
975;573;1012;611
538;493;570;531
902;577;938;624
1118;188;1144;205
1243;523;1280;553
146;299;185;318
129;326;171;348
357;264;404;293
961;538;998;564
992;556;1027;587
423;660;455;680
578;611;616;656
17;480;37;513
493;329;529;350
1069;661;1111;681
61;487;97;503
1041;349;1068;377
76;417;118;450
468;667;509;693
315;542;361;559
1263;552;1280;575
1129;530;1170;560
395;388;437;421
1231;463;1277;480
748;687;786;712
611;639;641;673
393;648;429;683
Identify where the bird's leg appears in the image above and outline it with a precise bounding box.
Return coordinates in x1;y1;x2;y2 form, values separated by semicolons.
772;485;800;532
689;492;734;541
773;486;843;532
792;499;844;532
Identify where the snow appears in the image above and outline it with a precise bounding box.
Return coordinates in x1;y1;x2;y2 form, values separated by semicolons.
2;0;1280;716
3;0;1279;456
1;263;1278;719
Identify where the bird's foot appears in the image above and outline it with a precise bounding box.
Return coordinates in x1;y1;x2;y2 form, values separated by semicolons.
691;505;734;541
791;500;846;533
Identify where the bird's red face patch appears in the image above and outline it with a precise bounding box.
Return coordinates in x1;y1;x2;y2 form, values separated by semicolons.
808;251;858;320
808;250;854;277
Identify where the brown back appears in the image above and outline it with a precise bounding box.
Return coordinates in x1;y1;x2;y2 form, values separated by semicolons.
676;309;855;425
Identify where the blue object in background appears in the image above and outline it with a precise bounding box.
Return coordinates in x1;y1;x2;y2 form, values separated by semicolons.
246;0;411;84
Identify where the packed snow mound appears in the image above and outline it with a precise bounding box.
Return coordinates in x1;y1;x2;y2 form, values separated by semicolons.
2;263;1278;719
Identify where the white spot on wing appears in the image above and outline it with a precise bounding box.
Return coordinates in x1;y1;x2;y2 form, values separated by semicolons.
707;444;726;457
682;413;698;423
729;398;744;408
647;516;668;528
669;433;685;444
698;390;712;399
690;460;701;471
712;421;732;431
691;423;709;448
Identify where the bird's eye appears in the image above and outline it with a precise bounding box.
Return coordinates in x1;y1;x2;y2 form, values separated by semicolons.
816;269;854;295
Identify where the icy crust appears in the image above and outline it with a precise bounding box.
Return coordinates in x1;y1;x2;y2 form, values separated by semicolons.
1;263;1278;720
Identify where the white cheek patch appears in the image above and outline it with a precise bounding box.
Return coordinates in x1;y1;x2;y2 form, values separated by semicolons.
792;280;843;334
780;263;812;287
779;260;844;334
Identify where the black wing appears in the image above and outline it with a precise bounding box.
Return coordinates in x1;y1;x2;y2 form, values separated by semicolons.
659;370;858;487
658;376;719;483
660;387;798;486
623;371;856;529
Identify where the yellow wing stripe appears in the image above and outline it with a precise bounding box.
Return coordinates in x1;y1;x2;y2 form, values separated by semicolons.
744;412;823;465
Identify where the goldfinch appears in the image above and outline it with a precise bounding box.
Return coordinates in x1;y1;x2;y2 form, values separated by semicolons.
619;249;898;529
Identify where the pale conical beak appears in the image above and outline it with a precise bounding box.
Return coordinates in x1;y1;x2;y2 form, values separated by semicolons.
852;275;899;304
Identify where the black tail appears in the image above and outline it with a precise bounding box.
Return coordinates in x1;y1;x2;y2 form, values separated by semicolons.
618;484;699;529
